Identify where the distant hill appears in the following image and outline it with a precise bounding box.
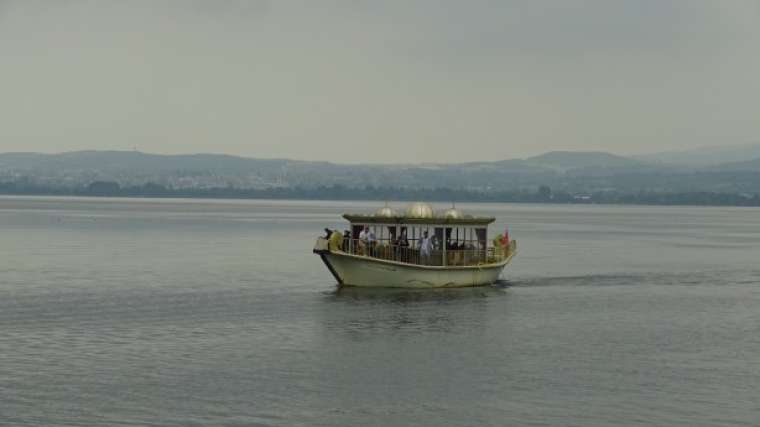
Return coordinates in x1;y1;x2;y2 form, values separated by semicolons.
636;143;760;166
709;158;760;172
0;149;661;184
2;149;760;196
525;151;647;172
0;150;295;174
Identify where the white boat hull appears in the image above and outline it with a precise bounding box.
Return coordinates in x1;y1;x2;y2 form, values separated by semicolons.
318;250;514;288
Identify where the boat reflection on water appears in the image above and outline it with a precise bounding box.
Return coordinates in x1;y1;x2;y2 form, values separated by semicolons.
330;282;510;302
319;284;512;335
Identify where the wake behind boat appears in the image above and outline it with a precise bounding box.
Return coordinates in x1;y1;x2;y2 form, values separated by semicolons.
313;202;517;288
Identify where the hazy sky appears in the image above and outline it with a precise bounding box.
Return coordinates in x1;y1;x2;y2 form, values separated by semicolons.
1;0;759;163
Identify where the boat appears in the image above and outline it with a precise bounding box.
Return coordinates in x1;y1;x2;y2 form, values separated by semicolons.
313;202;517;288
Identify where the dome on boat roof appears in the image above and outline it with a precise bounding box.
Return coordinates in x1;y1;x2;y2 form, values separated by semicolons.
406;202;435;219
375;205;398;218
441;207;464;219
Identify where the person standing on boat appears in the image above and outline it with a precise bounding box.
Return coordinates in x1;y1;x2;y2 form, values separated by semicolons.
358;226;369;255
328;229;343;252
367;227;377;257
420;231;433;265
397;229;409;262
500;226;511;258
501;227;510;247
359;226;377;256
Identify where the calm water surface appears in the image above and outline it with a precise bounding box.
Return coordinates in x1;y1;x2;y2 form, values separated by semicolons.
1;197;759;426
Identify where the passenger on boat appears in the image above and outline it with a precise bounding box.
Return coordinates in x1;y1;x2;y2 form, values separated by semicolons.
367;228;377;257
397;229;409;262
358;226;377;256
420;231;433;265
452;241;463;266
341;230;351;252
328;229;343;251
492;235;502;259
358;226;369;255
501;227;510;247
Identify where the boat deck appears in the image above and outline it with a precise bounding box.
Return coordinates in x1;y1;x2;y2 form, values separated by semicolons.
316;237;515;268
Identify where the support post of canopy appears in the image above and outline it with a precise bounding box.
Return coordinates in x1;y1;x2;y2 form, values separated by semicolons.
442;226;447;267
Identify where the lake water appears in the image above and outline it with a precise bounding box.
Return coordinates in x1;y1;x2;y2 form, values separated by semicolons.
1;197;758;426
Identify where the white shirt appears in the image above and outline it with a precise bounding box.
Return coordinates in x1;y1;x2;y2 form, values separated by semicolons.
420;236;432;256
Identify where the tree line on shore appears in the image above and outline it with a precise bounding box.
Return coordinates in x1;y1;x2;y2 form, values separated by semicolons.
1;180;759;207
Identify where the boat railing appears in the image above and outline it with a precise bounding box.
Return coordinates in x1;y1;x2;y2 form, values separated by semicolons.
331;238;514;267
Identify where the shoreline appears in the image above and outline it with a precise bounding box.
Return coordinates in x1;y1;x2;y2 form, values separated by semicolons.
1;191;758;209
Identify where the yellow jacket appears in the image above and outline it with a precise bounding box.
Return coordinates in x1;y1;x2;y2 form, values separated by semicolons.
328;231;343;251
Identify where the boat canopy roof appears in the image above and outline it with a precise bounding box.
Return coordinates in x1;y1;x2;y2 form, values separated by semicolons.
343;214;495;226
343;202;495;226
